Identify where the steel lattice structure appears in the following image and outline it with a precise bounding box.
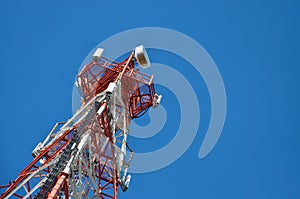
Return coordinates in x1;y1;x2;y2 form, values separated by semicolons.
0;46;161;199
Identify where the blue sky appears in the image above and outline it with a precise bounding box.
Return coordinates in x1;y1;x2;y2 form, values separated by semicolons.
0;0;299;198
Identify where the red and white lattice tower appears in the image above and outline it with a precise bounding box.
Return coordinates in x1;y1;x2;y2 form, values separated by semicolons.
0;45;161;199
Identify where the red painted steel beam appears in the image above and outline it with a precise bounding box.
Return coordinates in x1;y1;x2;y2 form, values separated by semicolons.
0;127;75;199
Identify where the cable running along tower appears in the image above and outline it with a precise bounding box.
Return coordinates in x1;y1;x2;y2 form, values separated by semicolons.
0;45;162;199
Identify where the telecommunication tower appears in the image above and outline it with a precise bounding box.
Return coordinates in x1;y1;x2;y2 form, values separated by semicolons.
0;45;162;199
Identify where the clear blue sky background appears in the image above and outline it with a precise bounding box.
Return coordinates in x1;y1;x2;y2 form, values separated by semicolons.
0;0;299;198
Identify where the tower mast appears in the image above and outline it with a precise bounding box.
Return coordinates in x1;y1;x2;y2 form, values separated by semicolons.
0;45;161;199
